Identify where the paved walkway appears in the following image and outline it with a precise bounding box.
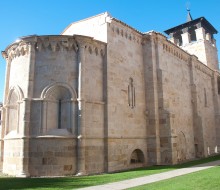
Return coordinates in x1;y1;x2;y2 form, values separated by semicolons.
79;160;220;190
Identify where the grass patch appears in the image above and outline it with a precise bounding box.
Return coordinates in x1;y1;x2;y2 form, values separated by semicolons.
129;165;220;190
0;155;219;190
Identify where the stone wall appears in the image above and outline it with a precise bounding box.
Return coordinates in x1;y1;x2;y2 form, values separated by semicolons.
31;36;78;136
1;13;220;177
1;35;107;176
29;138;76;176
204;40;219;70
192;60;216;157
83;39;106;174
181;40;219;70
215;73;220;150
106;20;147;172
3;138;28;176
157;33;220;164
159;36;195;164
62;11;149;173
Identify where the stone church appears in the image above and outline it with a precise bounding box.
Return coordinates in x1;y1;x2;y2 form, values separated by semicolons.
0;11;220;177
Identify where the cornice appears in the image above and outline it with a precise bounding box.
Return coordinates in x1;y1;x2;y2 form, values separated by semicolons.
35;36;78;52
74;35;106;57
3;41;30;61
2;35;107;61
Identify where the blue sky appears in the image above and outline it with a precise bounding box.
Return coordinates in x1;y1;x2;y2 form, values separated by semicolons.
1;0;220;102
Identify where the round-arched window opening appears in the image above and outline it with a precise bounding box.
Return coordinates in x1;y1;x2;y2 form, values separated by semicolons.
44;85;73;132
130;149;144;164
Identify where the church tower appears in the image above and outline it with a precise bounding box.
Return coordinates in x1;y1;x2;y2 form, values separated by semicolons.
164;11;218;70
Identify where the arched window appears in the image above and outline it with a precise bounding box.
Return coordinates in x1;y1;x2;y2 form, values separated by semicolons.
8;90;18;132
6;86;23;133
42;84;76;134
130;149;144;164
128;78;135;108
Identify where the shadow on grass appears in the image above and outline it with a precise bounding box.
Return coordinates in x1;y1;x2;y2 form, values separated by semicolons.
0;154;220;190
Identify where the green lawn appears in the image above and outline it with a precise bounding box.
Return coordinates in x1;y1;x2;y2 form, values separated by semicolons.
129;165;220;190
0;155;220;190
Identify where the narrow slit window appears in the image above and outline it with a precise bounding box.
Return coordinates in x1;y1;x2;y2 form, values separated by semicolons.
58;99;62;129
128;78;135;108
217;77;220;95
204;88;207;107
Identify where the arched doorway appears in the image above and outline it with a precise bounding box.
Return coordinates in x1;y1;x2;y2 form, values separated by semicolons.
130;149;144;164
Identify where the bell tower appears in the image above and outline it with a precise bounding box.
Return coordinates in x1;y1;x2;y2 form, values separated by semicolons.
164;11;219;70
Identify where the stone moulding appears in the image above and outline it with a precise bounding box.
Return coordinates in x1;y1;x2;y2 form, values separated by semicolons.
163;42;189;63
40;82;77;100
162;40;215;77
35;37;78;52
30;135;76;139
7;85;24;104
75;35;106;57
2;35;106;62
2;42;30;62
85;100;105;105
111;23;142;45
194;61;213;77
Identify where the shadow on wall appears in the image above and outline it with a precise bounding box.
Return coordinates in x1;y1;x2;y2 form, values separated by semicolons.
0;154;220;190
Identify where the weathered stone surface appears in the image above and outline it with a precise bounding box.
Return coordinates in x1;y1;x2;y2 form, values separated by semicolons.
0;12;220;177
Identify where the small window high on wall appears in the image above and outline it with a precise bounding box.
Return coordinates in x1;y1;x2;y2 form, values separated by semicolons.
128;77;135;108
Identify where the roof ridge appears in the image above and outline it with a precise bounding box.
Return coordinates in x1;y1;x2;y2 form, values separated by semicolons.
111;17;143;35
61;12;111;35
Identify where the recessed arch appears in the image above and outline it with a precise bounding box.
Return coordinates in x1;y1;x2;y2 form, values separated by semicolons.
130;149;144;164
41;83;77;134
7;85;24;103
6;85;24;134
41;82;77;101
